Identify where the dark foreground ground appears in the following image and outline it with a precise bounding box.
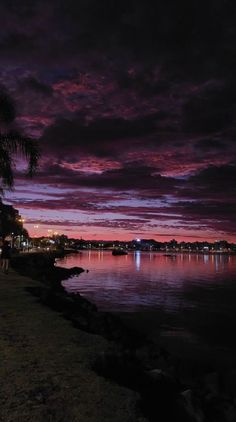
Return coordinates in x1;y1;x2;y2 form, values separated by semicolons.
0;266;145;422
1;252;236;422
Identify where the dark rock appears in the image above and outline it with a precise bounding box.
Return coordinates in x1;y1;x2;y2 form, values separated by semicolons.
222;370;236;396
204;372;220;397
223;403;236;422
11;252;84;288
204;397;236;422
180;389;205;422
21;253;142;348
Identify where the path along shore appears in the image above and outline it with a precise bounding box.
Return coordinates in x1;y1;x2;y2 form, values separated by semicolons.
0;264;145;422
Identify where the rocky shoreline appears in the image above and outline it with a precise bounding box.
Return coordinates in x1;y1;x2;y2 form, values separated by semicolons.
11;251;236;422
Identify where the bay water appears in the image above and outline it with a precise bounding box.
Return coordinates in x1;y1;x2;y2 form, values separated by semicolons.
57;251;236;365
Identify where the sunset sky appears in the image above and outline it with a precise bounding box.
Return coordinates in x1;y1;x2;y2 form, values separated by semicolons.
1;0;236;241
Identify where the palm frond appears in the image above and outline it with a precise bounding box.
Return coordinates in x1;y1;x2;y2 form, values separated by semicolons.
0;132;40;176
0;144;14;188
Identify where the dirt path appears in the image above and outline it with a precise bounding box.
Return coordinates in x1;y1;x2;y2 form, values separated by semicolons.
0;268;145;422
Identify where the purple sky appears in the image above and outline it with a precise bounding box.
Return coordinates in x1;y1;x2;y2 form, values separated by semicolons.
1;0;236;241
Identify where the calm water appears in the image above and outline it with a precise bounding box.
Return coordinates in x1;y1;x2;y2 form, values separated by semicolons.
57;251;236;362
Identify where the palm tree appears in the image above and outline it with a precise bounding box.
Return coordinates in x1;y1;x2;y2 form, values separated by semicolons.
0;132;39;189
0;91;39;190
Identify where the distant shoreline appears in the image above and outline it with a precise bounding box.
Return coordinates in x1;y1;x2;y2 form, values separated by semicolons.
66;248;236;255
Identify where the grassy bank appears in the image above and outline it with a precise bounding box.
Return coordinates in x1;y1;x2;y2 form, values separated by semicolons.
0;263;145;422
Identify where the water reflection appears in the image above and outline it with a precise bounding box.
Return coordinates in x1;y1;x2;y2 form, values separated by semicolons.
58;251;236;359
135;251;141;271
58;251;236;313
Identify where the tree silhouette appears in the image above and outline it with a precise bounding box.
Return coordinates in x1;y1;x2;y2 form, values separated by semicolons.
0;90;39;191
0;201;27;239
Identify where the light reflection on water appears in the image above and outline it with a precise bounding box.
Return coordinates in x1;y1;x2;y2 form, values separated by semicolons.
58;251;236;358
58;251;236;313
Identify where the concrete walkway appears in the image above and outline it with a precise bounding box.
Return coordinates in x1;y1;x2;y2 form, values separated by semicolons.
0;268;144;422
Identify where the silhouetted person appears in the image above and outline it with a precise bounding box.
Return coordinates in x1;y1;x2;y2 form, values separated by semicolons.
1;240;11;274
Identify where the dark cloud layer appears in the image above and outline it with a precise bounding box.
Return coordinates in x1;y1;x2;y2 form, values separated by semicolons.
0;0;235;72
19;77;53;96
40;113;163;158
182;83;236;133
1;0;236;239
35;162;176;192
184;165;236;200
